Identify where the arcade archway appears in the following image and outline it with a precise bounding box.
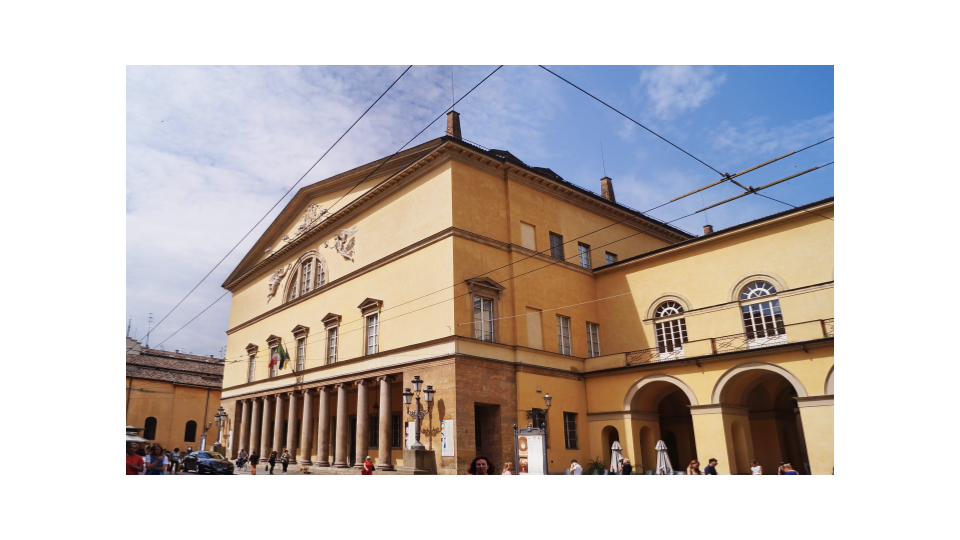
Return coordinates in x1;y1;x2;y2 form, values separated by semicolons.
625;375;698;473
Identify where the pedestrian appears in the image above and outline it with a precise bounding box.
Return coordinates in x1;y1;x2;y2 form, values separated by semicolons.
467;455;494;475
170;448;182;474
127;442;145;475
750;460;763;475
144;444;168;476
268;451;277;474
186;446;193;454
249;450;260;475
501;462;513;475
620;458;633;475
280;449;291;474
780;462;799;475
135;443;147;457
237;448;248;469
686;460;701;475
569;459;583;475
361;456;375;475
703;458;719;475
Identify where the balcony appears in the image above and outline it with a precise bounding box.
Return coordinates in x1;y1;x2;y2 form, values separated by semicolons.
713;329;789;355
823;318;834;338
626;345;685;366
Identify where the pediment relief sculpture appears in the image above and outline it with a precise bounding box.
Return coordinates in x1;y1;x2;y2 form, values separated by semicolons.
267;263;292;302
324;227;357;261
283;203;329;244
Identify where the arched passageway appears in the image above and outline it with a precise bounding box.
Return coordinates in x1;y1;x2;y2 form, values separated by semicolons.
716;364;810;474
625;376;698;473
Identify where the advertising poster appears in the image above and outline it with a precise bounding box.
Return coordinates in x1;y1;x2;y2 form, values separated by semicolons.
517;434;545;475
404;421;415;449
440;418;455;457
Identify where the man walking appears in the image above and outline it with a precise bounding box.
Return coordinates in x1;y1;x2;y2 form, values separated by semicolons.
704;458;719;475
569;459;583;475
127;443;145;475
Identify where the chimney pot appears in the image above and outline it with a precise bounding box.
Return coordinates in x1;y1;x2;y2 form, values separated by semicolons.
600;177;616;202
175;350;179;354
703;224;714;235
446;111;462;139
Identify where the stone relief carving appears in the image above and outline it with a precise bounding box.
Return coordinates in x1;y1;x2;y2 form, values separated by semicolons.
267;263;292;301
283;203;329;243
324;227;357;261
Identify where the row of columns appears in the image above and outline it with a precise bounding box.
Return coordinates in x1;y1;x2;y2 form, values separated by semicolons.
235;376;395;469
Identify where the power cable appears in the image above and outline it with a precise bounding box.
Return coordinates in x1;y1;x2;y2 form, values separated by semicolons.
138;66;413;346
753;192;835;221
538;65;722;176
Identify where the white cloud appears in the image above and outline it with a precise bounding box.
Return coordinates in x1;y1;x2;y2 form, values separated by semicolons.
708;112;834;164
636;66;726;119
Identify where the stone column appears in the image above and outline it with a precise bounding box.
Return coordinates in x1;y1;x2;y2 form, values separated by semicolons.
238;399;251;456
260;396;274;457
249;398;262;458
286;391;299;461
354;380;370;468
299;389;315;466
377;376;394;470
273;393;285;456
316;386;331;467
334;383;350;468
796;395;834;475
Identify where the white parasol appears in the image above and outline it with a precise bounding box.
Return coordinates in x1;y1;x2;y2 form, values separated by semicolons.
655;440;674;475
610;440;623;473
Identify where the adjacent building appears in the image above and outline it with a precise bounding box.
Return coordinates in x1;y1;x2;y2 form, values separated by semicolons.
216;113;834;474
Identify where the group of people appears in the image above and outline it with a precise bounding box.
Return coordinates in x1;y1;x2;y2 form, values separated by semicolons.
235;447;294;475
126;442;194;475
684;458;800;475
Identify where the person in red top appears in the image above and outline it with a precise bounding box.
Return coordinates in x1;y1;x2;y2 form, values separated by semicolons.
361;456;375;475
127;443;145;475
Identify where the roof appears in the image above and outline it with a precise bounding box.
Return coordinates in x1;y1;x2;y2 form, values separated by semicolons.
127;353;224;377
594;196;835;271
139;347;223;363
126;363;223;389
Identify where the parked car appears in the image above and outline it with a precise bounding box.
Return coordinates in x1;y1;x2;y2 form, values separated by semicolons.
182;451;234;474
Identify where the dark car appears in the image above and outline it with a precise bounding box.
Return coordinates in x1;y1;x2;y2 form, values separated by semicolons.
182;451;234;474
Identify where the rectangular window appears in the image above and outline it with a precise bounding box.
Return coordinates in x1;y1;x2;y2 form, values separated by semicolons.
586;322;600;358
563;412;578;449
473;296;494;342
366;314;379;355
520;222;536;250
288;277;298;301
297;338;306;371
549;232;564;260
391;413;402;448
605;252;617;265
301;261;312;294
742;300;786;338
370;417;379;448
655;319;688;353
578;243;591;268
557;315;572;355
327;327;338;364
248;354;256;383
270;347;278;377
318;262;326;287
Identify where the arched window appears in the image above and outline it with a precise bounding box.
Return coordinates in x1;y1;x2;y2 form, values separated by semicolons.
286;254;326;302
654;301;687;359
739;281;785;340
184;420;198;443
144;417;158;440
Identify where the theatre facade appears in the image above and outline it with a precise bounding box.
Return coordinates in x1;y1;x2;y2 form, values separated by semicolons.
217;113;834;474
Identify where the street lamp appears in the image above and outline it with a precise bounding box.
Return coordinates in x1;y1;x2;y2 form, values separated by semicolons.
403;376;434;450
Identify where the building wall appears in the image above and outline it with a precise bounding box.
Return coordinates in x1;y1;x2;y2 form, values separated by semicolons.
126;377;220;451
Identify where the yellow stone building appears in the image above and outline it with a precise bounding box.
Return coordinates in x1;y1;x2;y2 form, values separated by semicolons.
217;113;833;474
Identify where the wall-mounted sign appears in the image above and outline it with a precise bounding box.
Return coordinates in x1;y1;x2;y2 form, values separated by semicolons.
404;421;416;450
441;418;455;457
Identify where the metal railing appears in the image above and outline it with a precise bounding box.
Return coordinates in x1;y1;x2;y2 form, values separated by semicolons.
823;318;834;338
713;329;788;355
626;346;685;366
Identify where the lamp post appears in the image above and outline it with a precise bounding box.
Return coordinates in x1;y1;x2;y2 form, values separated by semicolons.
214;406;226;446
402;376;435;450
541;393;552;431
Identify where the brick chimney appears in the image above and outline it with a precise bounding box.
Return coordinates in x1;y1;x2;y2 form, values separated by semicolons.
446;110;462;139
600;177;616;202
703;224;714;235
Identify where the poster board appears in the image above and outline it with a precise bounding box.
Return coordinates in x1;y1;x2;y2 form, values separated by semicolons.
514;425;548;475
440;417;455;457
404;420;416;449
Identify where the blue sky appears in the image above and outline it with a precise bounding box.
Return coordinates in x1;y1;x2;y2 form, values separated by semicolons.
126;65;834;357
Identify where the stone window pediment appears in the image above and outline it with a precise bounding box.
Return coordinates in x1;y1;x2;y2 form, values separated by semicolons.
357;298;383;316
291;325;310;339
465;277;505;299
265;335;282;348
322;313;342;328
245;343;259;355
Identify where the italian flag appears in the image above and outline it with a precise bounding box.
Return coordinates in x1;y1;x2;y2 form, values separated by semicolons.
273;343;289;370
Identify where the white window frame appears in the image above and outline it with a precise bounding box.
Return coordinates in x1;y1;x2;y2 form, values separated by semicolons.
586;322;600;358
578;243;591;269
297;337;306;371
365;313;379;355
327;327;338;364
738;281;787;347
248;354;256;383
557;315;572;356
473;296;495;342
301;261;313;295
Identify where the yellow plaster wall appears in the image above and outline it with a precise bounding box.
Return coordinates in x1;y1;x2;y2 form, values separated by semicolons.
515;372;591;472
799;404;834;475
126;377;220;451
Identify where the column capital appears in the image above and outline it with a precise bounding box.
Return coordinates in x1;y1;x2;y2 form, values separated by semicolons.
376;375;396;383
353;379;369;388
334;382;348;389
287;391;296;397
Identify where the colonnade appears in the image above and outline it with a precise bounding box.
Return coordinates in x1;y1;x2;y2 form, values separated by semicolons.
234;376;395;469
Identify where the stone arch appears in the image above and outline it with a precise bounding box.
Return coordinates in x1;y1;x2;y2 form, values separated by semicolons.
644;293;694;320
728;272;790;302
282;249;329;302
712;361;808;405
824;365;834;395
623;373;699;412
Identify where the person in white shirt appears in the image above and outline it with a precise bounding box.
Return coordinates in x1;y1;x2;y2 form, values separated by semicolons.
750;460;763;475
570;459;583;475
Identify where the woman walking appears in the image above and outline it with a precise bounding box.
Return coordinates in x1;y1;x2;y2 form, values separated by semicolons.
361;456;375;475
280;449;291;474
170;448;182;474
780;462;799;475
267;451;277;474
467;456;494;475
144;445;168;476
249;450;260;475
501;462;513;475
750;460;763;475
686;460;701;475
